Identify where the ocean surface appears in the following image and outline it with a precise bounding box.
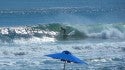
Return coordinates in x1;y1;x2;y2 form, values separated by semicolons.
0;0;125;70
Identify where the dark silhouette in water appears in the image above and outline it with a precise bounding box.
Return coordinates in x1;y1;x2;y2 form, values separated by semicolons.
60;27;66;35
60;27;67;39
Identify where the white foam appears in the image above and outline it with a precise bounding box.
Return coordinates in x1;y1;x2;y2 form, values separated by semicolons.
1;28;9;34
13;36;56;44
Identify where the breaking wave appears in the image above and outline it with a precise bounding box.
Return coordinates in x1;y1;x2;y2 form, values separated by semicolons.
84;23;125;39
0;23;125;42
0;23;86;42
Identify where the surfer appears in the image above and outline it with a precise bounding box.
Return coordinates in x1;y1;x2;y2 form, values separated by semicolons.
60;27;66;35
60;27;67;39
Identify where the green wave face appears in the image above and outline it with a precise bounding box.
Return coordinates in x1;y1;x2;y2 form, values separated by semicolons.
0;23;87;42
32;23;87;40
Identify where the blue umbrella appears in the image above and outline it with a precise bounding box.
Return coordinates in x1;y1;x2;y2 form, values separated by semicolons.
45;51;87;70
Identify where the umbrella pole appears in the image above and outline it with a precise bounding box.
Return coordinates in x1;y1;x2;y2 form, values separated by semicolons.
63;61;66;70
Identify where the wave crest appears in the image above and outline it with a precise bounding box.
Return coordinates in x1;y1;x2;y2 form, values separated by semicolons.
0;23;87;42
0;23;125;42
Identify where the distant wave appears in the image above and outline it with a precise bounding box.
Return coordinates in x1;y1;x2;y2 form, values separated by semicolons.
0;7;122;15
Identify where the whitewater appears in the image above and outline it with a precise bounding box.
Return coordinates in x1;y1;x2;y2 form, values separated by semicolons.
0;23;125;70
0;1;125;69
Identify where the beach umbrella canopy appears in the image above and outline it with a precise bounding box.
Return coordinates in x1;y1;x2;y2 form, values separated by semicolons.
45;51;87;70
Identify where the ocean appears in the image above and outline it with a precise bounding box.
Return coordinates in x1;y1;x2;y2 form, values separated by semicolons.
0;0;125;70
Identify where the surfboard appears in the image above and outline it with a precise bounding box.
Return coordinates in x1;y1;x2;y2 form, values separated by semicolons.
68;30;75;36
